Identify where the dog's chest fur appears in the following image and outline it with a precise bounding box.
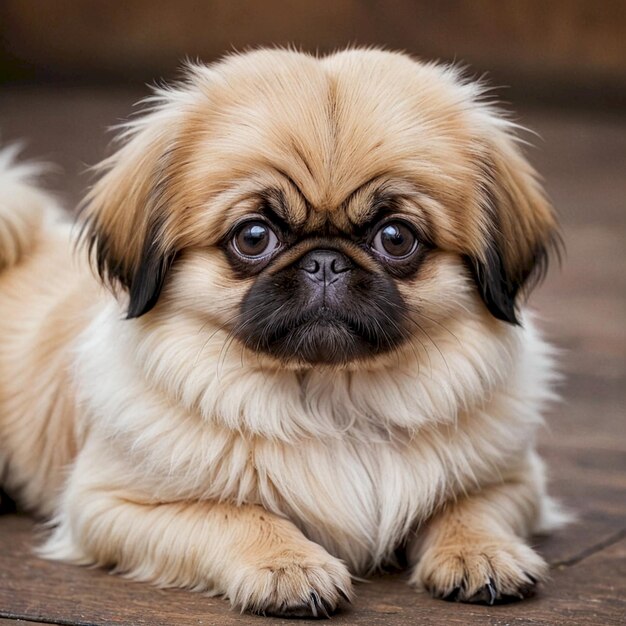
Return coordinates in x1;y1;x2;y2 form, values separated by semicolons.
72;305;551;572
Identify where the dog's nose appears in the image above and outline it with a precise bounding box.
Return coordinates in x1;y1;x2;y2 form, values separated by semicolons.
298;250;353;284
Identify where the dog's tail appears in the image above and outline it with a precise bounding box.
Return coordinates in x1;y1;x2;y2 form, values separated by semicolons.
0;145;52;272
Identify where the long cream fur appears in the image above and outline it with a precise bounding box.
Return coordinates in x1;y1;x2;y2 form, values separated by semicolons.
0;48;566;615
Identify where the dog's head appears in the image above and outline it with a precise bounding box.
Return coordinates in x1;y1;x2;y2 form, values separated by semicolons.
80;49;558;367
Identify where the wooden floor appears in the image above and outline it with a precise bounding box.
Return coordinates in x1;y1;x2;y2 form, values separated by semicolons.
0;89;624;625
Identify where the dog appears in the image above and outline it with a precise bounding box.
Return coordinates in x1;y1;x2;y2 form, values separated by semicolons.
0;48;566;616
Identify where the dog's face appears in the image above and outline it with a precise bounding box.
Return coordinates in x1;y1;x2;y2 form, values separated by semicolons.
81;49;558;368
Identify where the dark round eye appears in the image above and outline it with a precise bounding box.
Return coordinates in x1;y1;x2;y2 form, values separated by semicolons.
371;221;417;259
232;221;279;258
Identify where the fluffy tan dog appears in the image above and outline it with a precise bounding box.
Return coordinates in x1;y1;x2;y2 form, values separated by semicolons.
0;48;565;616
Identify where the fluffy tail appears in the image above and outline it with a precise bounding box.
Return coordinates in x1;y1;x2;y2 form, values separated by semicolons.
0;145;52;271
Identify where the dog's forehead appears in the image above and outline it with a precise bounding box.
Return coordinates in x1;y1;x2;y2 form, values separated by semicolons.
202;50;479;229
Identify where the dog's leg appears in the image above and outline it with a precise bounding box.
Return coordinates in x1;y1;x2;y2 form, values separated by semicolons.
409;455;553;604
41;450;353;617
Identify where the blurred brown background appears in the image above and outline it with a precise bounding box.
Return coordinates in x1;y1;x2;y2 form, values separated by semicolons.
1;0;626;106
1;3;625;625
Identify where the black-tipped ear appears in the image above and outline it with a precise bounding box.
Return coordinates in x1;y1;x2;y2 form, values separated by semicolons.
465;226;557;326
126;229;176;319
464;247;521;325
466;122;560;325
76;83;189;319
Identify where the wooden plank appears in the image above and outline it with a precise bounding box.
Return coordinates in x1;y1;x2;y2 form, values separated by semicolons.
0;617;52;626
1;514;625;626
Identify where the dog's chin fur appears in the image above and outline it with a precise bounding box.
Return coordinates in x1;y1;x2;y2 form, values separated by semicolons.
0;48;567;615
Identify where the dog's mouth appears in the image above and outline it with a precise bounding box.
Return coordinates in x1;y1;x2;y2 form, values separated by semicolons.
236;305;404;365
264;310;367;364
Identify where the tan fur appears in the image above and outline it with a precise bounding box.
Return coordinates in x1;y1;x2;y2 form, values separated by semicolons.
0;153;101;515
0;147;48;270
0;49;565;614
410;451;551;601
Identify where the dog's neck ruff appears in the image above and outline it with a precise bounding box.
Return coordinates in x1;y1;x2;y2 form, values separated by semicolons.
76;301;523;443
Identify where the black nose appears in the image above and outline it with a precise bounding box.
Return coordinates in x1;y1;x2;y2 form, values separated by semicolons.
298;249;353;283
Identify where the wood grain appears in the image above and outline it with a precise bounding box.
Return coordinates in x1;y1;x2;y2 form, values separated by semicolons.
0;617;52;626
0;93;624;625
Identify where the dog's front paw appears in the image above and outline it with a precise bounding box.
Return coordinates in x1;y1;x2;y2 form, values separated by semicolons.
411;535;548;604
226;542;353;617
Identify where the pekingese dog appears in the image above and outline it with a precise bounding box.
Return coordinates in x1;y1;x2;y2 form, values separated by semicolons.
0;48;566;616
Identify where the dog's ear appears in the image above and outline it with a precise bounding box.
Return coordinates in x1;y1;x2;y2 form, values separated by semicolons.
78;97;184;318
465;122;561;324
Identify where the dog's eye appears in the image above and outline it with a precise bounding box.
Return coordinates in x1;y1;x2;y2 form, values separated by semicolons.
232;221;279;258
371;221;417;259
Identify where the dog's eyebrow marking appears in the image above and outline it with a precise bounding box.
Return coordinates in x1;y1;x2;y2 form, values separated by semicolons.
342;175;393;225
345;175;384;205
259;189;293;231
341;172;410;229
353;204;392;232
273;168;311;205
344;193;398;239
